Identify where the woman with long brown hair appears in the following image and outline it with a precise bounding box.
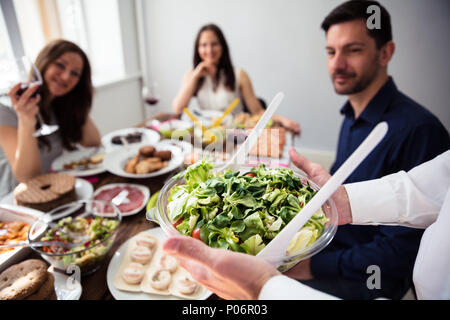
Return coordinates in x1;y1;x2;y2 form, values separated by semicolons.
0;39;101;198
172;23;300;133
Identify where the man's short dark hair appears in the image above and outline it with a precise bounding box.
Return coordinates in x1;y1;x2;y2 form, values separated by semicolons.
321;0;392;49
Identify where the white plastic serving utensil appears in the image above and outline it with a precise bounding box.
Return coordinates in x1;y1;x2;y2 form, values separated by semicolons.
218;92;284;171
111;189;129;206
258;121;388;266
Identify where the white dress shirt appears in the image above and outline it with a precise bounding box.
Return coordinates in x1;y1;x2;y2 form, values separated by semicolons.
259;150;450;300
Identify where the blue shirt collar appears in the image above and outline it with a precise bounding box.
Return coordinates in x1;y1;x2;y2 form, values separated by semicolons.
340;77;398;125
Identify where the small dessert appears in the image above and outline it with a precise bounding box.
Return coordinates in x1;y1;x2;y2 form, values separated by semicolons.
175;278;199;295
122;263;145;284
149;269;172;290
159;254;178;273
130;245;153;264
135;234;157;249
89;153;105;165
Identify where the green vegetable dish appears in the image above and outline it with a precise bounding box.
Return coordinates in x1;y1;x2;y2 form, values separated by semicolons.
167;159;329;256
41;216;119;268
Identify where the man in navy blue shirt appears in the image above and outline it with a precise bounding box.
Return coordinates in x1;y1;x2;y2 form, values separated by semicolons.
285;0;450;299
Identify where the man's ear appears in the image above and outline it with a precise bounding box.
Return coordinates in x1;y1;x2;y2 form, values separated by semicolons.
379;41;395;67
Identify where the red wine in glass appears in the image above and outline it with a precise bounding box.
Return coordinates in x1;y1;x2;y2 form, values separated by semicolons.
145;97;159;105
16;82;41;98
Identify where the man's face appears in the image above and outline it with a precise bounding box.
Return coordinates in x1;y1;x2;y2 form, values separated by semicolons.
326;19;381;95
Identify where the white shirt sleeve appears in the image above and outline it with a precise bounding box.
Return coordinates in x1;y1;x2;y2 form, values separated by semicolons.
258;275;339;300
344;150;450;299
345;150;450;229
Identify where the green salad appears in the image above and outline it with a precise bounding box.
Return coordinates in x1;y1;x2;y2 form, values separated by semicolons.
41;216;119;267
167;159;329;256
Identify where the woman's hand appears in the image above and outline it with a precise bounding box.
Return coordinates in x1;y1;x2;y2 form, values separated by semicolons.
192;61;217;79
8;83;41;129
275;115;301;135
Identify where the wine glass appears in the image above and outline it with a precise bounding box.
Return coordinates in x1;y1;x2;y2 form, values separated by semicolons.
142;82;159;106
0;56;59;137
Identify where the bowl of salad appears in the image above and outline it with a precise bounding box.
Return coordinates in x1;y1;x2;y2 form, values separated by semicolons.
152;158;338;272
28;200;121;275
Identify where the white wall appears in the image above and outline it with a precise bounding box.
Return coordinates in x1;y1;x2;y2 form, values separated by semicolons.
90;0;145;136
141;0;450;153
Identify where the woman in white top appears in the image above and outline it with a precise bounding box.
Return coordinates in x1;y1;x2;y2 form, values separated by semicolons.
163;148;450;300
172;24;300;134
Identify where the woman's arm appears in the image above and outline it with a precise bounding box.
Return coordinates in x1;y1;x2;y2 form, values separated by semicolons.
172;70;196;116
79;116;101;147
172;63;216;116
0;83;43;181
239;70;301;134
238;69;265;115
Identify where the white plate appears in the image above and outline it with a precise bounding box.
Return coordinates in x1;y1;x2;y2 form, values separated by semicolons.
106;227;212;300
49;265;82;300
103;142;184;179
102;128;161;153
92;183;150;216
0;178;94;207
158;140;193;156
51;147;106;177
0;205;44;273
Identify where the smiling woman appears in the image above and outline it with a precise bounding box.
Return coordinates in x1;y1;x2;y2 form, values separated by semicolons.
0;39;101;199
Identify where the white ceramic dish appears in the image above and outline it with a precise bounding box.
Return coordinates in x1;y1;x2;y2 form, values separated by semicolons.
92;183;150;216
0;178;94;207
106;227;211;300
103;142;183;179
49;265;82;300
51;147;106;177
0;204;43;273
102;128;161;153
157;140;193;156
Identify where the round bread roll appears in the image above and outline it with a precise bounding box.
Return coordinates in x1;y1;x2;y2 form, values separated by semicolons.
139;146;156;157
154;150;172;161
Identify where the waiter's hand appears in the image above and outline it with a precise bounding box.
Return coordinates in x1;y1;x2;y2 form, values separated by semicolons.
289;147;353;225
163;236;280;300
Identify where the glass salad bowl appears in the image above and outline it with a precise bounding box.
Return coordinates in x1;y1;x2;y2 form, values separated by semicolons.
28;200;122;275
150;159;338;272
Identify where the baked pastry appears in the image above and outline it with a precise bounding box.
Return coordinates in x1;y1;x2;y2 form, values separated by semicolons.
139;146;155;157
0;259;49;300
24;272;55;300
153;150;172;161
14;173;77;212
